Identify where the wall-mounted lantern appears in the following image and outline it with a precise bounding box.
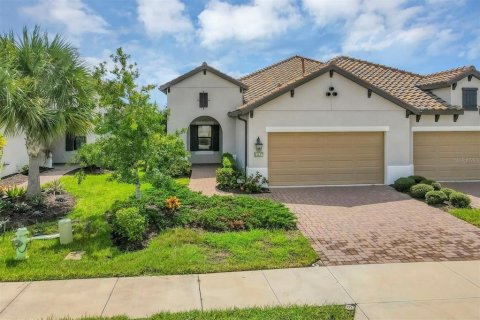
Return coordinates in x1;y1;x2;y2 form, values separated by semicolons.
255;137;263;152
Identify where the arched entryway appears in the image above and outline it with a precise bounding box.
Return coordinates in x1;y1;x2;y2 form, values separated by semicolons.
188;116;222;164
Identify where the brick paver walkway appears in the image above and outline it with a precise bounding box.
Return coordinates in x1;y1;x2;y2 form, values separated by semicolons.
261;186;480;265
189;164;230;196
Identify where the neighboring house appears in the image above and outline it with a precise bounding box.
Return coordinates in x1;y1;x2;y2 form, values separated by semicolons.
0;132;94;178
161;56;480;187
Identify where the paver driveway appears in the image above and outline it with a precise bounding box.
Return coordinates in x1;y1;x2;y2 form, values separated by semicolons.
261;186;480;265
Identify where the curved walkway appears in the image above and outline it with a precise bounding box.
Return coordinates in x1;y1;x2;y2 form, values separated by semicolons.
188;164;230;196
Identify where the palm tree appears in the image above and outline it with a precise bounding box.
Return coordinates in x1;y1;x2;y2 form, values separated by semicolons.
0;26;96;197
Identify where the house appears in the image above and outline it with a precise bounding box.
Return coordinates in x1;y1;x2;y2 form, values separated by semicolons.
1;132;95;178
164;56;476;187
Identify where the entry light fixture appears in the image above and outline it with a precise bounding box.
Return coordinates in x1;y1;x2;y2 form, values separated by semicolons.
255;137;263;152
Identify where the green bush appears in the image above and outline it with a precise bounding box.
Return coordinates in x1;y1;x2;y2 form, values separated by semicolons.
420;179;436;186
441;188;455;198
216;167;238;190
425;190;447;205
431;182;442;191
410;183;434;199
241;171;268;194
393;177;416;192
449;192;471;208
408;175;426;184
20;165;29;175
112;207;146;243
221;153;236;169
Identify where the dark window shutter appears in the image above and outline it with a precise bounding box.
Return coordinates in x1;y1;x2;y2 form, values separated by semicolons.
212;125;220;151
65;134;74;151
199;92;208;108
463;88;478;110
190;125;198;151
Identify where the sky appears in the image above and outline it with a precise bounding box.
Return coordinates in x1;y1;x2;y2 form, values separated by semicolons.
1;0;479;106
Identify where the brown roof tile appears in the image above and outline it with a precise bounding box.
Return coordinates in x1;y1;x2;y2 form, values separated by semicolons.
231;55;466;115
418;66;477;88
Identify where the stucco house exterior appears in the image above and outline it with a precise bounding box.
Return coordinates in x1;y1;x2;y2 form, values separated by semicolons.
161;56;480;187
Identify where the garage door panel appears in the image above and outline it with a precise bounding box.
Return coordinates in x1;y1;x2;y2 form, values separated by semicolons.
414;132;480;181
268;132;384;186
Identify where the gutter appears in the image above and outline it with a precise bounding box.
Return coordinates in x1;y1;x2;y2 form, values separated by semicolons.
237;115;248;174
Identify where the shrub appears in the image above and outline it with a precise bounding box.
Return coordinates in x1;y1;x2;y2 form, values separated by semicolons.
441;188;455;198
216;167;238;190
4;186;27;200
431;182;442;191
221;153;236;169
241;172;268;194
393;177;416;192
112;207;146;243
425;190;447;205
20;165;29;175
42;180;65;195
420;179;436;186
410;183;434;199
164;196;181;212
449;192;471;208
408;175;426;184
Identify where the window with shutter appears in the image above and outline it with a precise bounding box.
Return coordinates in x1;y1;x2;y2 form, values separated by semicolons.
462;88;478;111
199;92;208;108
65;134;75;151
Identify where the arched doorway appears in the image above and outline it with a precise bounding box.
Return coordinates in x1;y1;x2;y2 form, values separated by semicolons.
188;116;222;164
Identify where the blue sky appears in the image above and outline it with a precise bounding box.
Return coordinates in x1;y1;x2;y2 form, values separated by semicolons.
1;0;479;106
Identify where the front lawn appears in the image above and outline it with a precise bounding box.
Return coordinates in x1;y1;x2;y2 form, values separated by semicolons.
0;174;317;281
80;305;354;320
449;208;480;228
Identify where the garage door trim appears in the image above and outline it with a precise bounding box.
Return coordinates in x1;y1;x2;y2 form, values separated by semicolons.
266;126;390;132
412;126;480;132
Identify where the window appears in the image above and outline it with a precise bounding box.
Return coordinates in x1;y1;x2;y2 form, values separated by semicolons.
66;134;86;151
462;88;478;111
199;92;208;108
190;125;219;151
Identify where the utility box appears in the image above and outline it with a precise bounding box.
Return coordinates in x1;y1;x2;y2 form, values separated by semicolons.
58;218;73;245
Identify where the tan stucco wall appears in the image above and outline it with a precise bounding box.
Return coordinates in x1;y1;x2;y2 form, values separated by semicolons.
166;70;243;164
247;72;412;185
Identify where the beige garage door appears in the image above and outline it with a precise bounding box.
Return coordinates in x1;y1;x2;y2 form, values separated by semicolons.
414;131;480;181
268;132;384;186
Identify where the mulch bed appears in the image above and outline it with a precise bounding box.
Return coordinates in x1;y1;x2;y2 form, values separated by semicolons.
1;192;75;230
0;174;27;187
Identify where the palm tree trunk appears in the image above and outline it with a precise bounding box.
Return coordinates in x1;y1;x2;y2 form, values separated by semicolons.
25;138;42;197
134;168;141;200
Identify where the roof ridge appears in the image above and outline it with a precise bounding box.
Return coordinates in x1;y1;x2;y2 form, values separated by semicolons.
239;55;323;81
422;65;476;77
328;55;422;77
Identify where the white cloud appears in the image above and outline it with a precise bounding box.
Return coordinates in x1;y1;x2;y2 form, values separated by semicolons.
20;0;108;35
137;0;193;38
302;0;360;27
198;0;301;47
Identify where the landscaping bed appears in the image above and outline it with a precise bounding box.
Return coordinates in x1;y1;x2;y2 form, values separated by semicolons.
393;175;479;227
80;305;354;320
0;174;317;281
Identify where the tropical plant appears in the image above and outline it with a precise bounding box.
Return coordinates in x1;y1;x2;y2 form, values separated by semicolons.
0;26;96;197
42;179;65;196
4;185;27;200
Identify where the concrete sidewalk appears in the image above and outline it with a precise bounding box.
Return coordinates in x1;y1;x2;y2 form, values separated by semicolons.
0;260;479;320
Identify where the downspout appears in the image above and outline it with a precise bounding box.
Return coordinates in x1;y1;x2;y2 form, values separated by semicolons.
237;115;248;174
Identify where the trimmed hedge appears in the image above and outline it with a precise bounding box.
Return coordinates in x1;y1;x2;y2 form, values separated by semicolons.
410;183;434;199
408;175;426;184
431;182;442;191
216;153;239;191
425;190;447;205
221;153;236;169
394;177;416;192
441;188;455;198
449;192;471;208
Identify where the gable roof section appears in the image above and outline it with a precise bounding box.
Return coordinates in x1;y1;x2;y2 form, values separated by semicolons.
240;56;324;104
229;56;464;116
417;66;480;90
159;62;248;93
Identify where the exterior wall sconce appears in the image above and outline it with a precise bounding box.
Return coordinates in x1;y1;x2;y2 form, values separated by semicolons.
255;137;263;152
254;137;264;157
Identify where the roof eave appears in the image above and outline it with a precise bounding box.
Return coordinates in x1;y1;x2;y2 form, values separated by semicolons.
418;69;480;90
159;64;248;94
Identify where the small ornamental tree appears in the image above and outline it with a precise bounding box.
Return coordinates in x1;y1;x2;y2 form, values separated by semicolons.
83;48;188;199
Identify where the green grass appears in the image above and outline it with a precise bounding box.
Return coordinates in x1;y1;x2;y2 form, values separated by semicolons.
0;174;317;281
78;305;354;320
449;208;480;228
